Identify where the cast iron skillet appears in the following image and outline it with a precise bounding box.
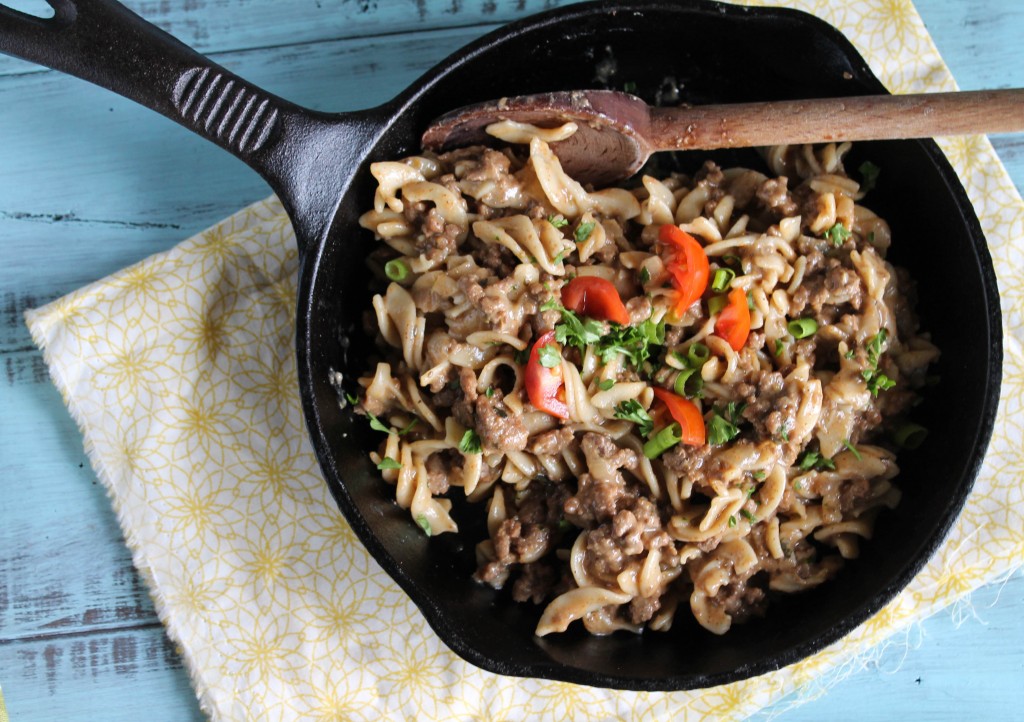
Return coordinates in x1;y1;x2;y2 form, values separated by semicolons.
0;0;1001;690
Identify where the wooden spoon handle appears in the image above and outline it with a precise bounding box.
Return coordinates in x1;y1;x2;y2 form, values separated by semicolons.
646;89;1024;150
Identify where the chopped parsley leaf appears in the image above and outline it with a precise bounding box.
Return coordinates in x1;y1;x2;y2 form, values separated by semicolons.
639;267;651;285
613;399;654;437
859;161;881;193
598;379;616;391
596;318;665;368
485;387;495;398
366;411;391;434
376;456;401;470
459;429;483;454
537;344;562;368
824;222;852;247
752;470;767;481
862;329;896;396
574;221;596;243
345;391;359;405
707;411;740;445
547;214;569;229
797;450;836;471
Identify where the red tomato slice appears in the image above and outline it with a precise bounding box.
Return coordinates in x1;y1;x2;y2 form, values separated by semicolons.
659;225;709;317
714;287;751;351
524;330;569;419
561;276;631;325
652;387;705;446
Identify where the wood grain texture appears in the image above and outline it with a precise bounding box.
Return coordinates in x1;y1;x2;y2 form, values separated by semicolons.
0;1;1021;720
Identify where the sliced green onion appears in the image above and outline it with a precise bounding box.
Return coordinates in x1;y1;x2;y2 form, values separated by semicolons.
711;267;736;292
686;343;710;368
598;379;616;391
708;295;728;316
384;258;410;282
728;515;737;528
643;423;682;459
723;254;741;267
774;339;785;356
787;318;818;339
843;438;863;460
673;367;704;398
740;509;757;523
892;422;929;450
639;267;651;285
416;515;432;536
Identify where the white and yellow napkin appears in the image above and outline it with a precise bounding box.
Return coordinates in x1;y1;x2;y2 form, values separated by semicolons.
25;1;1024;719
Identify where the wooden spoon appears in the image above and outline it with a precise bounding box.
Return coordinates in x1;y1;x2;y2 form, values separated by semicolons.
421;89;1024;185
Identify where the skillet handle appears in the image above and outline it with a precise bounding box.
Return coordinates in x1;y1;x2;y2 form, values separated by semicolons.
0;0;370;252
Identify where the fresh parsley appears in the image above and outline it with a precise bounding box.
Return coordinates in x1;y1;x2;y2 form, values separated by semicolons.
547;214;569;229
345;392;359;405
707;411;740;445
376;456;402;470
574;221;596;243
537;344;562;368
797;450;836;471
596;318;665;369
485;387;495;398
366;411;391;434
613;399;654;437
542;300;605;352
859;161;880;193
824;222;852;247
459;429;483;454
862;329;896;396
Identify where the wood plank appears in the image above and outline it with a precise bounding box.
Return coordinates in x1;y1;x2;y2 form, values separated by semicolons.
0;626;205;722
0;0;577;77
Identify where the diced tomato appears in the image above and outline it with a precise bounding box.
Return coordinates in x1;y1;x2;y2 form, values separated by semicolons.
659;225;709;317
651;387;705;446
714;287;751;351
523;330;569;419
561;276;631;325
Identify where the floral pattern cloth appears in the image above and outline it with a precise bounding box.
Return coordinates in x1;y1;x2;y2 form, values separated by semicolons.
25;0;1024;719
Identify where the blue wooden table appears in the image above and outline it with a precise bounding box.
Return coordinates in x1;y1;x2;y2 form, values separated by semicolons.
1;1;1021;719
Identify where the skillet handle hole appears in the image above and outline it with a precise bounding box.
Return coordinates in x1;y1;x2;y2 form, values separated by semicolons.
1;0;56;20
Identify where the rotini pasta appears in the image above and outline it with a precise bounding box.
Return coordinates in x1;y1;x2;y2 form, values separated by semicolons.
352;130;937;636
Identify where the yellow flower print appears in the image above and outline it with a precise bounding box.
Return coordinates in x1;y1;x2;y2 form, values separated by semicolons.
218;607;304;687
524;679;614;722
150;468;243;553
375;629;459;722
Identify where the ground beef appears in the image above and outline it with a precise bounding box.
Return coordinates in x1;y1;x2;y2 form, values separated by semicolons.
476;482;569;592
424;453;452;495
740;370;802;441
511;562;558;604
661;443;712;485
756;176;798;217
627;595;662;625
475;392;528;453
714;579;767;623
528;428;575;456
626;295;653;326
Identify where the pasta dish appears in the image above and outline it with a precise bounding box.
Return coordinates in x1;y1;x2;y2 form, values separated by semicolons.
351;127;937;636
